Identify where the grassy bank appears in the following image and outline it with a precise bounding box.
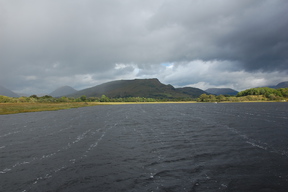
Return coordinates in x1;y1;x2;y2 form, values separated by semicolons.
0;102;99;115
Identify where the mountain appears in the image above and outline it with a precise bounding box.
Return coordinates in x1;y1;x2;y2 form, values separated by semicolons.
176;87;207;98
67;78;205;99
0;85;19;97
16;93;31;97
50;86;77;97
205;88;238;96
271;81;288;89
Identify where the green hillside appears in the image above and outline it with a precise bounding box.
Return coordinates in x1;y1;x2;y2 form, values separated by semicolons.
68;78;205;99
176;87;207;98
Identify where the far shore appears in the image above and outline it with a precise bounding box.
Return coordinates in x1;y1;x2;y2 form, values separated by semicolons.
1;100;287;115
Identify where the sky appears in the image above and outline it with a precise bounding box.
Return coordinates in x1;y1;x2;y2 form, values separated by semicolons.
1;0;288;95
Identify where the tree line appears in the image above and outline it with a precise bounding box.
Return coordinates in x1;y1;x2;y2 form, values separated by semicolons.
197;87;288;102
0;94;160;103
1;87;287;103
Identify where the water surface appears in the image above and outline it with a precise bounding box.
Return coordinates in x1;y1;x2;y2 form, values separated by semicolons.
1;103;288;192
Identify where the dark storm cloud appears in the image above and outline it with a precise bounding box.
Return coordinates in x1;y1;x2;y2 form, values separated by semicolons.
0;0;287;94
216;1;288;71
148;0;288;72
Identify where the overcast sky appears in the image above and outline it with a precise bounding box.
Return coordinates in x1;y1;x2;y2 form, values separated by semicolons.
1;0;288;94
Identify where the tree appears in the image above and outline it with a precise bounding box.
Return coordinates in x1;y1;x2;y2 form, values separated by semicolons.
278;88;288;97
58;96;70;102
29;95;38;99
80;95;87;102
216;94;227;102
197;94;209;102
100;95;109;102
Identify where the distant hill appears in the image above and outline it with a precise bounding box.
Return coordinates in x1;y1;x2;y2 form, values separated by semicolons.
0;85;19;97
67;78;205;99
50;86;77;97
176;87;207;98
16;93;31;97
269;81;288;89
205;88;238;96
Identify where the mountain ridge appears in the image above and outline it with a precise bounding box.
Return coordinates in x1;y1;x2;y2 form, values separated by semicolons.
49;86;77;97
0;85;19;97
269;81;288;89
66;78;206;99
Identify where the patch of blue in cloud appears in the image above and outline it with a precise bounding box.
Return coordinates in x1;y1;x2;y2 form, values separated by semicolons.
161;63;173;67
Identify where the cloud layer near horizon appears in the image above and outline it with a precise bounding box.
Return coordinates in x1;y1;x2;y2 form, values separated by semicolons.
1;0;287;94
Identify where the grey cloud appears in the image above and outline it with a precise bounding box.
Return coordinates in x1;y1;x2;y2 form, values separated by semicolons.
155;61;287;91
0;0;287;94
146;0;288;71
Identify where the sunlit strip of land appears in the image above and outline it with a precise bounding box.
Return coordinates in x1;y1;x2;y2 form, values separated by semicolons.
0;102;94;115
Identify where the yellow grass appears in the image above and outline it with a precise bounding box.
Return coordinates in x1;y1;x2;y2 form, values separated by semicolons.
0;102;97;115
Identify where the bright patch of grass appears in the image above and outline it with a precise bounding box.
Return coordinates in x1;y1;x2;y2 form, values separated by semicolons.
0;102;98;115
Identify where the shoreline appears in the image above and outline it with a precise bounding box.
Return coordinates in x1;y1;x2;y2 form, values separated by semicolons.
0;100;286;115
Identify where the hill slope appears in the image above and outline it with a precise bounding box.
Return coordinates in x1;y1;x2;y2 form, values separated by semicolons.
67;78;205;99
0;85;19;97
205;88;238;95
176;87;206;98
274;81;288;88
50;86;77;97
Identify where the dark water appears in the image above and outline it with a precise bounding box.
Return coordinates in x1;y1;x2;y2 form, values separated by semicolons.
1;103;288;192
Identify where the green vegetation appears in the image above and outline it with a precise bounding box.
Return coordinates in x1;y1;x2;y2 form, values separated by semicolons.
68;78;205;99
197;87;288;102
0;87;287;114
0;94;191;104
237;87;288;99
0;94;192;114
0;102;96;115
